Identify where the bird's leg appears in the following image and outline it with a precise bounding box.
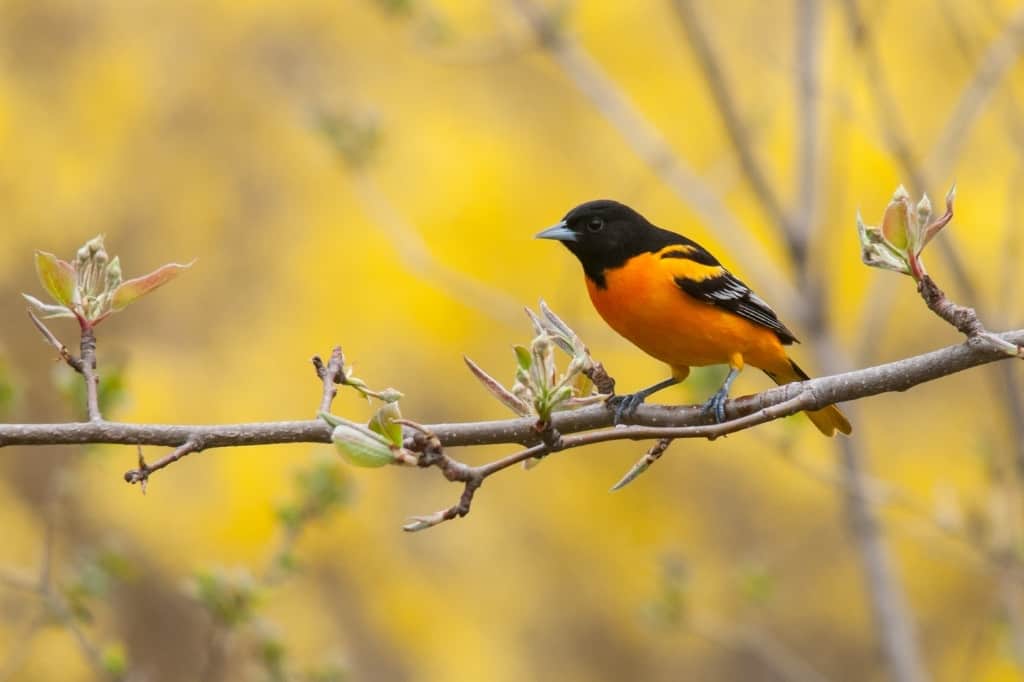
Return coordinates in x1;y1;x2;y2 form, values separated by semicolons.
608;377;680;425
701;366;741;423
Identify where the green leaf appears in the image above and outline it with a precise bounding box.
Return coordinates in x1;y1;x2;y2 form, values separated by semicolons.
22;293;75;319
318;412;345;428
881;186;912;250
34;251;77;307
35;251;77;307
368;401;403;447
548;385;573;411
110;261;194;311
331;424;395;468
855;214;909;275
512;345;532;371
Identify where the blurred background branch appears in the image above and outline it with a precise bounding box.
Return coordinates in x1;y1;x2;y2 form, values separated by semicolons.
506;0;799;313
3;1;1024;679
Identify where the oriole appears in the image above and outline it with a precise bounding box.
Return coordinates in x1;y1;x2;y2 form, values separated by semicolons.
537;199;851;437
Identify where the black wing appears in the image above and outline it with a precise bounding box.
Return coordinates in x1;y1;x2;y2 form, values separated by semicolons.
675;272;799;345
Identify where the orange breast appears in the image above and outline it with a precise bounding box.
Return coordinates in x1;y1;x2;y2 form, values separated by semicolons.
585;253;786;371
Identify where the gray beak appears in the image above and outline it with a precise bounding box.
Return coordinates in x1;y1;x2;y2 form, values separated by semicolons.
535;221;577;242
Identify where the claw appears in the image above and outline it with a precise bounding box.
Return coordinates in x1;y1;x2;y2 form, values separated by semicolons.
700;389;729;423
700;366;740;424
606;376;683;425
609;392;645;425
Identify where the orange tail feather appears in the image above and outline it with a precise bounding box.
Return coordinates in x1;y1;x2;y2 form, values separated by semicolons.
764;359;852;437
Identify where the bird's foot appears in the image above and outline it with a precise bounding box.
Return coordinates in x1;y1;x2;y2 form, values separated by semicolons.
608;392;647;425
700;388;730;424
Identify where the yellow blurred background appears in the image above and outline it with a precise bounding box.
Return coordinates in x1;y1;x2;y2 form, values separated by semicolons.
2;0;1024;680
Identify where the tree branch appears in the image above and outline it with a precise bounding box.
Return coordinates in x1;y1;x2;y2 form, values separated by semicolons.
124;439;203;489
0;329;1017;451
79;326;101;422
1;329;1022;529
312;346;346;415
26;311;83;373
918;274;1023;357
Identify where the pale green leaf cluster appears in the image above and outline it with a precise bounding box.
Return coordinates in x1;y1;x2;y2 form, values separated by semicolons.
24;235;193;327
857;184;955;280
465;301;608;423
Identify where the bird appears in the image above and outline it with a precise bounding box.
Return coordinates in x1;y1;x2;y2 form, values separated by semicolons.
536;199;851;436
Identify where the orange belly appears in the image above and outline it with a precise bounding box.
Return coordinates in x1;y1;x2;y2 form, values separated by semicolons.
586;252;787;371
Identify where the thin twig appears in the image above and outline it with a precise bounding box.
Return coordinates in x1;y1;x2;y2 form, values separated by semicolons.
124;439;203;488
27;311;83;372
609;437;673;491
403;475;483;532
312;347;346;415
917;274;1023;357
79;326;102;422
409;391;887;530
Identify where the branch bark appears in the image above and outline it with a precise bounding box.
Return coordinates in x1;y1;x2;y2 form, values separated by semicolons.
79;326;101;422
2;328;1021;477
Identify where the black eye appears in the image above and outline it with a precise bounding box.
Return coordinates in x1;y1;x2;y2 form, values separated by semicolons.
587;217;604;233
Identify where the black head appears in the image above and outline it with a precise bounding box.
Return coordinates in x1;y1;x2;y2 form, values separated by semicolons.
536;199;689;286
